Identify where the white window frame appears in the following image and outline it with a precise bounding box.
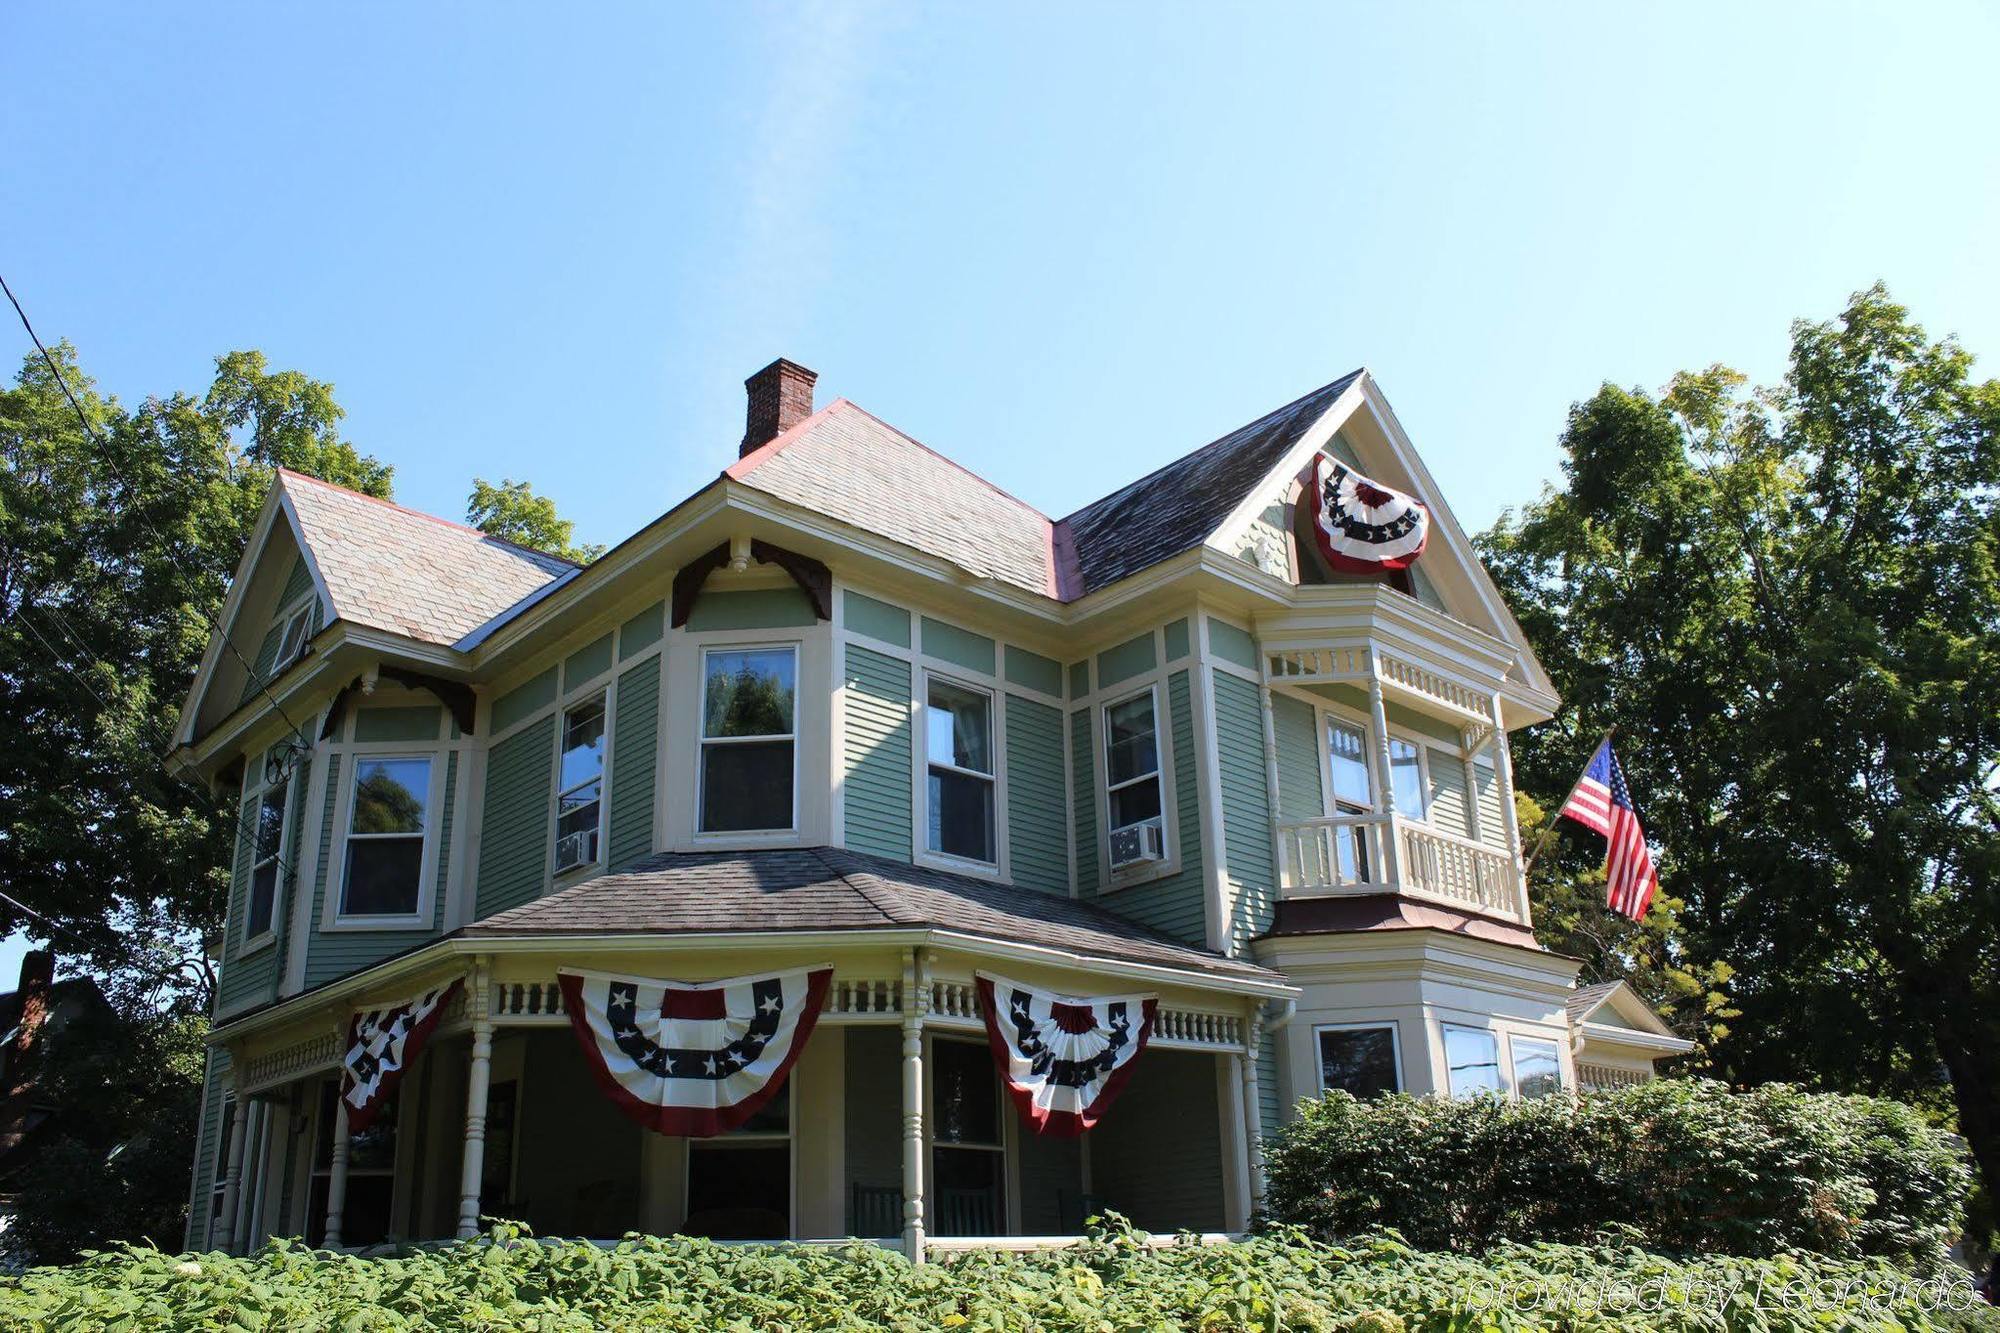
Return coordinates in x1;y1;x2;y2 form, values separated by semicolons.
1308;696;1441;827
1101;683;1166;846
1440;1021;1507;1100
1506;1032;1567;1100
329;747;444;929
916;670;1002;875
1082;648;1183;893
240;769;291;955
550;691;609;878
925;1032;1010;1235
1312;1021;1404;1097
683;1079;794;1234
272;595;315;673
696;642;801;839
208;1092;237;1233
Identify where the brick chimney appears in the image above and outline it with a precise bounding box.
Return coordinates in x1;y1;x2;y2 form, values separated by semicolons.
0;951;54;1156
740;358;818;457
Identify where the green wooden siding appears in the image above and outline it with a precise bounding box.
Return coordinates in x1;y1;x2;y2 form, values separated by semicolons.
216;771;277;1014
476;717;554;920
607;655;659;870
619;602;664;656
563;633;614;691
354;706;440;742
842;645;912;860
1096;633;1156;689
1085;671;1206;946
1474;759;1507;850
1003;644;1063;697
304;751;454;988
1426;747;1472;839
1272;692;1324;821
1004;694;1067;894
686;587;816;631
186;1046;231;1250
492;667;557;734
1215;670;1278;953
1206;618;1259;673
1259;1029;1281;1141
920;616;994;675
237;622;285;705
1088;1051;1223;1232
843;590;910;648
1163;617;1191;662
1069;709;1099;897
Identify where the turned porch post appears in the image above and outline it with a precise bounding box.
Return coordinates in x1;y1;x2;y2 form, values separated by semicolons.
323;1098;352;1248
456;961;494;1240
1365;661;1402;885
900;947;928;1263
213;1086;251;1253
1241;1010;1267;1219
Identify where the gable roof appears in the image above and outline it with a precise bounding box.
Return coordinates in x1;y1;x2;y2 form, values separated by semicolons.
1566;978;1689;1047
729;401;1061;598
1058;370;1362;597
1565;980;1624;1026
463;845;1279;982
279;469;577;647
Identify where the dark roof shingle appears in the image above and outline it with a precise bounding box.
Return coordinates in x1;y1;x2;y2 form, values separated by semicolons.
464;846;1277;982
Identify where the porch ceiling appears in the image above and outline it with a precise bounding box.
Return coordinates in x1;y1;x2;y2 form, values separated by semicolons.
462;847;1281;987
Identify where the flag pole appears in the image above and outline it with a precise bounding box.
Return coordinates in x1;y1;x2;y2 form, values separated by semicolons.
1518;726;1615;883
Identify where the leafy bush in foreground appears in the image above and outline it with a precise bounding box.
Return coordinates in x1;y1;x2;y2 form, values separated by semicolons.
0;1222;1993;1332
1264;1080;1970;1267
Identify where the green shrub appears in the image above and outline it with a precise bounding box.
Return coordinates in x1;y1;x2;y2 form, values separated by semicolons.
0;1221;1994;1331
1263;1079;1971;1268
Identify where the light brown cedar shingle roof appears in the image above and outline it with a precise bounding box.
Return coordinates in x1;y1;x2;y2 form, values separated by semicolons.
281;469;576;647
463;846;1279;982
1565;980;1624;1025
728;401;1064;598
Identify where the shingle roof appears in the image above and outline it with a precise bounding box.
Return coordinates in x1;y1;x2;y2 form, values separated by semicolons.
1565;980;1624;1026
729;402;1060;598
463;846;1279;983
1057;370;1363;597
280;470;576;647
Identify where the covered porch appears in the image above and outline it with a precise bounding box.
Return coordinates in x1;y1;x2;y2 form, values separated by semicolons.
210;928;1291;1260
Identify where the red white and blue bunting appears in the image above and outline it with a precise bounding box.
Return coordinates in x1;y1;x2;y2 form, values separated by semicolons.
1310;453;1430;574
341;977;463;1132
557;965;833;1138
976;971;1158;1138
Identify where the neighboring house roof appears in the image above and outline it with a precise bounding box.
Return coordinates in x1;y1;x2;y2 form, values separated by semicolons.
463;846;1280;983
280;469;577;647
728;401;1062;599
1058;370;1362;597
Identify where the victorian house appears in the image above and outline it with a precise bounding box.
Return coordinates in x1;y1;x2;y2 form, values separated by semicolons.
175;360;1688;1257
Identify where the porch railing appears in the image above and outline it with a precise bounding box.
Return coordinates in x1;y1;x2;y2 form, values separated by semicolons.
1276;813;1526;924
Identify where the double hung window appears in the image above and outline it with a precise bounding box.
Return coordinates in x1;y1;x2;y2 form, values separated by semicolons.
245;779;288;940
1388;737;1427;819
699;647;797;833
1104;690;1163;839
685;1082;791;1239
554;696;606;872
931;1038;1004;1235
1325;719;1374;880
340;756;432;917
925;679;995;864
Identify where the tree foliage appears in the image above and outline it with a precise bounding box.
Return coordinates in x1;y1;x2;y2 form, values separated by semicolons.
466;477;602;564
1480;285;2000;1221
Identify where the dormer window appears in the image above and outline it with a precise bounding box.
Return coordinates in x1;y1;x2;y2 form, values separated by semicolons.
699;646;797;833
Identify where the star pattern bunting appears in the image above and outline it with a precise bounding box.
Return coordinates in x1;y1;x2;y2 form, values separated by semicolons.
976;971;1158;1137
1310;453;1430;574
341;978;463;1132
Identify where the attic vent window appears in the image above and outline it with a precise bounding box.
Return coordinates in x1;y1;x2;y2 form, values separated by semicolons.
275;599;314;670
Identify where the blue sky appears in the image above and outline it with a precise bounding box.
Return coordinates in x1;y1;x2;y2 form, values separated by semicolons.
4;3;1998;978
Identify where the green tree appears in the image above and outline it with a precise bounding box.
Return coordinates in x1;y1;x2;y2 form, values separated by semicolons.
1481;285;2000;1215
466;477;602;564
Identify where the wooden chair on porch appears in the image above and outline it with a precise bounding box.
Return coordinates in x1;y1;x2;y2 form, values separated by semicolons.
849;1183;903;1239
934;1185;999;1237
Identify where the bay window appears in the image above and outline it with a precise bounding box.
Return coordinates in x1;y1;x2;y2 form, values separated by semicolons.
699;647;797;833
925;678;995;864
340;756;432;917
1511;1036;1565;1100
1317;1025;1400;1098
554;695;606;872
1443;1024;1505;1099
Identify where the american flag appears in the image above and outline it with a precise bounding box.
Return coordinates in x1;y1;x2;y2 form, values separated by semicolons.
1557;739;1658;921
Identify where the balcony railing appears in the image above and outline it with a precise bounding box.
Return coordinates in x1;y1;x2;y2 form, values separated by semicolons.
1275;813;1527;924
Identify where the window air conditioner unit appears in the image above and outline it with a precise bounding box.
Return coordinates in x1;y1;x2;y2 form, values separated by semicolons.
1109;820;1166;869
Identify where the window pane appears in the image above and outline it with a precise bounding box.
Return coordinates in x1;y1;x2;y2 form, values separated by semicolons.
255;783;288;860
703;650;795;738
1328;722;1372;809
1109;775;1162;831
555;784;601;869
932;1040;999;1146
1445;1027;1504;1098
700;740;794;831
342;836;424;915
247;862;278;938
351;758;430;834
560;698;606;791
1389;739;1426;818
932;1148;1002;1236
1105;694;1158;785
685;1144;789;1239
926;681;991;774
1513;1038;1564;1100
1318;1027;1398;1098
928;769;994;862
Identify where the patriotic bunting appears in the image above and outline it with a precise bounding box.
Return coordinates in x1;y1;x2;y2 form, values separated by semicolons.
557;965;832;1138
1310;453;1430;574
341;977;463;1132
976;971;1157;1138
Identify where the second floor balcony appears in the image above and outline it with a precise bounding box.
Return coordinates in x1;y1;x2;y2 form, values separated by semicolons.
1275;811;1528;924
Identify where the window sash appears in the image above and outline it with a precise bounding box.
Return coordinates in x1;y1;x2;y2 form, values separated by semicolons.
246;780;287;940
1104;689;1165;836
1443;1024;1504;1098
554;697;607;872
275;602;313;664
340;755;433;918
1316;1025;1401;1097
698;737;796;833
924;677;996;864
701;647;797;740
1388;738;1427;819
